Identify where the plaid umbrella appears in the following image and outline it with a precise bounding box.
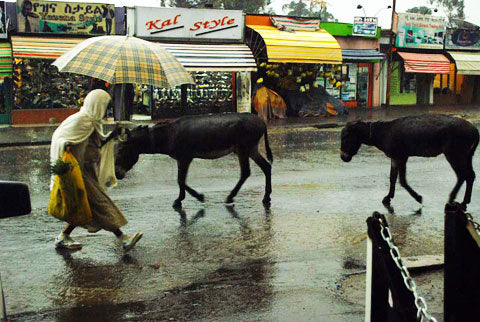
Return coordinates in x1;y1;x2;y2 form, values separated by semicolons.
52;36;194;87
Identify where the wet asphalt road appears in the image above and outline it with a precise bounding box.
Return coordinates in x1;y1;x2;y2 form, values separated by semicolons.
2;116;480;321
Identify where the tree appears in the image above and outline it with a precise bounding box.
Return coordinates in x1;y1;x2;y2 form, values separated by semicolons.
406;6;433;15
282;0;336;21
429;0;465;25
168;0;271;13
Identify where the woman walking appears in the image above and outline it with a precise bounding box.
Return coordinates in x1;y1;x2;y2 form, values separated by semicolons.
49;89;142;251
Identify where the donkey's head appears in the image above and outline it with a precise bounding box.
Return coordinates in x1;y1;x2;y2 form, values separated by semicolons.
340;120;367;162
115;125;149;179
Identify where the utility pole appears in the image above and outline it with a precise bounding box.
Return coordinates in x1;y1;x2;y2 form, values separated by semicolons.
385;0;396;107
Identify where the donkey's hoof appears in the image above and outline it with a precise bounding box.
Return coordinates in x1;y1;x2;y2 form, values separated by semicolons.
382;196;391;206
198;194;205;202
415;195;423;204
172;200;182;209
225;197;234;205
262;197;271;206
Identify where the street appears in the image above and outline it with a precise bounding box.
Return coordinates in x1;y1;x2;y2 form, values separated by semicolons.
2;115;480;321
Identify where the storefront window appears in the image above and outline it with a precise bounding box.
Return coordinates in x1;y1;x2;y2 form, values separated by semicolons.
357;66;370;107
152;71;233;118
341;64;357;101
13;59;90;109
402;73;416;94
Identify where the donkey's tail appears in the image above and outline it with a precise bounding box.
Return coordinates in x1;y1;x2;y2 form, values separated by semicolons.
264;128;273;164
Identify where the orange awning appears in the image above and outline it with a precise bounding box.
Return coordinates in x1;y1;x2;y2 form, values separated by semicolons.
398;52;450;74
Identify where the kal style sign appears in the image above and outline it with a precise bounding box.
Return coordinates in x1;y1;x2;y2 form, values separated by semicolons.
135;7;244;41
17;0;115;35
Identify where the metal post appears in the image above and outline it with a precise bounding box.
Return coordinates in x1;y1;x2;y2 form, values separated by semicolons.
385;0;396;107
444;203;480;321
181;84;188;115
1;274;6;321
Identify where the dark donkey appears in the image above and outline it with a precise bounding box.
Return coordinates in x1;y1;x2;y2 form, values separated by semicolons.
340;114;479;209
115;113;273;208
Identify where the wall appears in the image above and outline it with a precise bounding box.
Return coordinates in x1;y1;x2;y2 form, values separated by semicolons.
335;36;380;50
12;108;79;125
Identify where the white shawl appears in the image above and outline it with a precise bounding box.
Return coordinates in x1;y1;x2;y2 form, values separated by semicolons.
50;89;117;191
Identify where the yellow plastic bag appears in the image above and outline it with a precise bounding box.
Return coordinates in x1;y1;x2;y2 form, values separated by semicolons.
48;147;92;226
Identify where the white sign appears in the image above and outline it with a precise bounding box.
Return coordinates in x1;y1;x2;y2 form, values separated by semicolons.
353;17;378;37
135;7;244;41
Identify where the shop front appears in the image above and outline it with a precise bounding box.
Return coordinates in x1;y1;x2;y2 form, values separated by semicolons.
245;14;345;118
130;7;256;119
0;1;12;125
390;12;449;106
442;28;480;105
9;0;124;125
321;21;384;108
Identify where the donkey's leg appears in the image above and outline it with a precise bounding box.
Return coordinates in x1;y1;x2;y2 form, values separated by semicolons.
226;152;251;204
173;158;192;209
398;158;423;204
382;159;399;206
250;146;272;205
462;160;475;207
445;153;472;206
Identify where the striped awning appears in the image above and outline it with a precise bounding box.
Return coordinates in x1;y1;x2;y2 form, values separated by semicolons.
11;36;86;59
246;25;342;64
342;49;385;62
398;52;450;74
0;42;12;80
155;43;257;72
448;51;480;75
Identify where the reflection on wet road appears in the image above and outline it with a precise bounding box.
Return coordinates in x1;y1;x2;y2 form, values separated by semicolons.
2;121;479;320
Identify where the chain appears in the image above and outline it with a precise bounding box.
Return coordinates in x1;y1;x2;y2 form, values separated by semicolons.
465;212;480;235
376;214;438;322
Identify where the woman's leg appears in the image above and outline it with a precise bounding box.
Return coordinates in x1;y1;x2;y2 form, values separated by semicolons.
114;229;143;252
62;224;76;235
55;224;82;250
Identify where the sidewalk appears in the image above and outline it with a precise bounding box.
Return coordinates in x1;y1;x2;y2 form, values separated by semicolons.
1;104;480;147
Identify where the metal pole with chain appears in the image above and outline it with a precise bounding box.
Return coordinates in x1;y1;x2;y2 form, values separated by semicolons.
366;212;438;322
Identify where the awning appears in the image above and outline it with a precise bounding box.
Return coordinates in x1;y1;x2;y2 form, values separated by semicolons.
448;51;480;75
0;42;12;80
11;36;85;59
246;25;342;64
398;52;450;74
342;49;385;62
155;43;257;72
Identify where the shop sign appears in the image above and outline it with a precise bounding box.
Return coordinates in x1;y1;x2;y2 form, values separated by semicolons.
0;1;6;39
353;17;378;37
135;7;244;41
445;29;480;50
16;0;115;35
396;12;446;49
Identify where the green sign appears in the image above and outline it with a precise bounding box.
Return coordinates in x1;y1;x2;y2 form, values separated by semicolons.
396;13;446;49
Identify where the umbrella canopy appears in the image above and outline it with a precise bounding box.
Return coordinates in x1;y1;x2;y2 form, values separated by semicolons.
52;36;194;88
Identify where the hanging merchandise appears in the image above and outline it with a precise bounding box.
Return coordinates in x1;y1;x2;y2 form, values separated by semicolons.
13;58;90;109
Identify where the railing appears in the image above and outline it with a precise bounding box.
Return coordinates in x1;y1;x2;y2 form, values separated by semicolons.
365;203;480;322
